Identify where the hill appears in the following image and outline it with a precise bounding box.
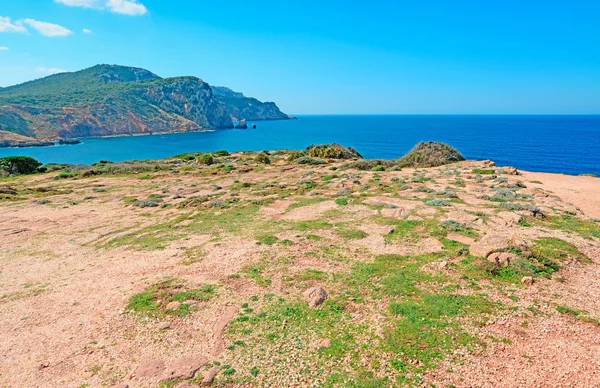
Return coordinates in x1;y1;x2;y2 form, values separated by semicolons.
0;65;290;143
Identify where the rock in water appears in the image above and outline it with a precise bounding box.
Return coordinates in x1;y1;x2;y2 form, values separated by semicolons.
303;287;328;308
235;119;248;129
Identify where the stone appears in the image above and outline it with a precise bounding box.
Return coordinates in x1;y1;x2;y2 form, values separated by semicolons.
421;238;444;253
201;365;219;386
166;301;181;311
511;234;528;249
135;360;166;379
497;211;523;226
438;261;449;270
482;160;496;167
446;233;476;246
303;287;329;308
380;207;406;218
157;321;171;330
109;385;129;388
521;276;534;286
164;357;206;380
319;338;331;348
470;235;510;258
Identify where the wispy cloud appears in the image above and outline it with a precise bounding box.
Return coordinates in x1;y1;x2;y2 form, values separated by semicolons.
106;0;147;15
0;16;27;33
55;0;102;8
0;46;8;51
36;66;68;74
56;0;148;16
83;28;93;34
23;19;73;37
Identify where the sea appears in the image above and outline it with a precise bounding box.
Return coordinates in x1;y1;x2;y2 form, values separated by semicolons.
1;115;599;176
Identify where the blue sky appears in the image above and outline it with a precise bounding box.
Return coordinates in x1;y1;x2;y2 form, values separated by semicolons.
1;0;599;114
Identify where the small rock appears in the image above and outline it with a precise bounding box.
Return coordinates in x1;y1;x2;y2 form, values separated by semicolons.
438;261;449;270
81;371;94;379
303;287;329;308
446;233;475;246
135;360;166;379
319;338;331;348
164;357;206;380
165;301;181;311
511;234;528;249
421;238;444;253
521;276;534;286
201;365;219;386
157;321;171;330
109;384;129;388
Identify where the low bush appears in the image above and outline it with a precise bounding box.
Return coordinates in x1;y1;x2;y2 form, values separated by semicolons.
0;156;42;175
255;153;271;164
397;142;465;168
305;144;362;159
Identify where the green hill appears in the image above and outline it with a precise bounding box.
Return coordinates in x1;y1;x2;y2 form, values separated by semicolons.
0;64;289;143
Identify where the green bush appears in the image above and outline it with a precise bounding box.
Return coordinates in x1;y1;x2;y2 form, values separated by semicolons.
295;156;327;165
287;150;304;161
214;150;230;157
0;156;42;175
397;142;465;168
255;153;271;164
197;154;214;165
305;144;362;159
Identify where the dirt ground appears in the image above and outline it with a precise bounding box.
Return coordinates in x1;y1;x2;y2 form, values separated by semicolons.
1;154;599;388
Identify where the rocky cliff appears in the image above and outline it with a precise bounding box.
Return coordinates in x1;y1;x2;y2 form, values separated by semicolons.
0;65;290;143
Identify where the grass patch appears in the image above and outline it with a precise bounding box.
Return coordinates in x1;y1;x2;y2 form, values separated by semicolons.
127;278;216;318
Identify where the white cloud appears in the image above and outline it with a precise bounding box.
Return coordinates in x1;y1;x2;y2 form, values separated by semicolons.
83;28;92;34
0;16;27;33
36;67;68;75
106;0;147;16
55;0;102;8
0;46;8;51
23;19;73;37
56;0;148;16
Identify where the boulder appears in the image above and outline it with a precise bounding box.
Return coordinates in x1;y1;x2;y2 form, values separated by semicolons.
164;357;206;380
446;233;476;246
470;235;510;258
303;287;328;308
521;276;534;286
134;360;166;379
201;365;220;386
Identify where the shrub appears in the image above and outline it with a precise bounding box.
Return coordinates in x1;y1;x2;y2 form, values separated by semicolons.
426;199;450;207
287;151;304;161
255;153;271;164
214;150;230;157
397;142;465;168
295;156;327;165
197;154;214;165
342;159;396;171
133;200;159;208
0;156;42;175
305;144;362;159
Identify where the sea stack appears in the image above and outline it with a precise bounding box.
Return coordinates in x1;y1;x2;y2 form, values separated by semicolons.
236;119;248;129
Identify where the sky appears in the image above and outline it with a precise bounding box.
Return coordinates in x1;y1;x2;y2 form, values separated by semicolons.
0;0;599;114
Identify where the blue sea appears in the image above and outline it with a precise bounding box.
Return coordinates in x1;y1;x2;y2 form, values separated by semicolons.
1;115;599;176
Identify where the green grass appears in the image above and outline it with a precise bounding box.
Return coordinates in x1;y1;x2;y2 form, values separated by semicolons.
223;252;498;386
336;228;368;240
127;278;216;318
472;169;495;175
537;215;600;240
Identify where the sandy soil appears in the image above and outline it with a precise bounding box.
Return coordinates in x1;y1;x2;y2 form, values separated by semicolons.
0;157;599;387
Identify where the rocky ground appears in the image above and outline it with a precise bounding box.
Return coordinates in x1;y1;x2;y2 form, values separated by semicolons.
1;149;599;387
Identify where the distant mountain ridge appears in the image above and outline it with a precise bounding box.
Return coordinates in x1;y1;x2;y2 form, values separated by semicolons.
0;64;290;145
